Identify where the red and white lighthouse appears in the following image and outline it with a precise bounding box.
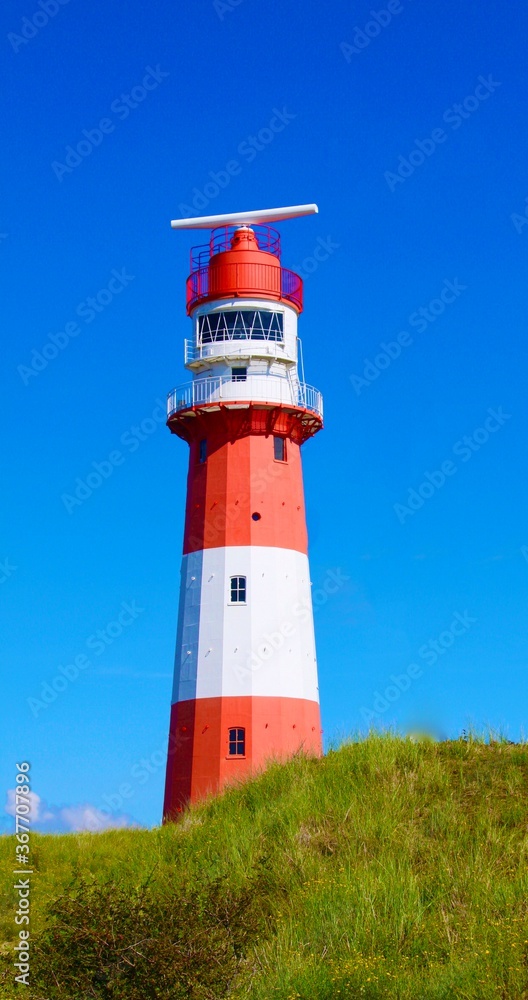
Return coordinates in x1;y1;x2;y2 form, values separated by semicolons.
163;205;323;819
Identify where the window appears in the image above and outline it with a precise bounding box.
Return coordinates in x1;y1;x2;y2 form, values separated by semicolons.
273;436;286;462
198;439;207;463
231;367;247;382
228;727;245;756
198;310;284;344
230;576;246;603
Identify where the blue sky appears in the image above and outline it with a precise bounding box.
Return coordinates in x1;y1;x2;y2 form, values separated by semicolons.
2;0;528;831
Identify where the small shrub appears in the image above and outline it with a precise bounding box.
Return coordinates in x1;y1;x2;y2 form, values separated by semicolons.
30;858;283;1000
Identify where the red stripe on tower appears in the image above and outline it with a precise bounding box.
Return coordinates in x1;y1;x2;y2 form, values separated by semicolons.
163;205;323;820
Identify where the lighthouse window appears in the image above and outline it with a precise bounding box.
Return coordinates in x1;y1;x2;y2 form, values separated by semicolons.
273;436;286;462
230;576;246;603
231;367;247;382
228;728;245;756
198;439;207;463
198;310;284;344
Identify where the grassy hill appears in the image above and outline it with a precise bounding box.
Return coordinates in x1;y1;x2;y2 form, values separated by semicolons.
1;735;528;999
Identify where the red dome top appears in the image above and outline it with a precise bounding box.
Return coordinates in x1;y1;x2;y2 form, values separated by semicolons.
220;225;279;258
186;225;303;315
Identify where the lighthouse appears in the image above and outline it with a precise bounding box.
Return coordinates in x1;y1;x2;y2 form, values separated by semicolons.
163;205;324;819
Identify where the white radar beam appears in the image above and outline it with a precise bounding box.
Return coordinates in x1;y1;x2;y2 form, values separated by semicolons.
170;204;318;230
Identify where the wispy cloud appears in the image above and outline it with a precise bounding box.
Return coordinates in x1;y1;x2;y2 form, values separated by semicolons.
4;790;139;833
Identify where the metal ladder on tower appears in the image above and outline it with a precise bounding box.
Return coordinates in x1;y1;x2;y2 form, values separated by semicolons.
287;366;304;408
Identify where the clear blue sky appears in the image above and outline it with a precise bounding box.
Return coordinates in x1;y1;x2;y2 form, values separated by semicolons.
2;0;528;831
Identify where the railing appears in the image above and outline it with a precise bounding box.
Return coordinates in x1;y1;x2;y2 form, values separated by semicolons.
167;375;323;420
184;339;288;364
186;263;303;313
184;339;199;364
210;224;281;259
190;225;281;271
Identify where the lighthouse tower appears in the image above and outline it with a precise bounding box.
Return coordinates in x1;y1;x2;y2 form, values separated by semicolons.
163;205;324;820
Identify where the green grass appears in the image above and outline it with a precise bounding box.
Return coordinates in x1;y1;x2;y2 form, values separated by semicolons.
2;735;528;998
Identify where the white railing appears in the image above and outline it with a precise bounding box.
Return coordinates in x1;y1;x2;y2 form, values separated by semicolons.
184;338;289;364
184;338;198;364
167;375;323;420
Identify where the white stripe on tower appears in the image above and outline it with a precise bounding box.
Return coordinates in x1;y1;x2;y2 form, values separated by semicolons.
173;546;318;703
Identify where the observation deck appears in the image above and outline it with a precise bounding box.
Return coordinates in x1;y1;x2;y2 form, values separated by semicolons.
185;225;303;315
167;374;322;419
166;374;323;445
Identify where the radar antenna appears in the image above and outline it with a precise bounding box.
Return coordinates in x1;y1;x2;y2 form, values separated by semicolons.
170;203;318;230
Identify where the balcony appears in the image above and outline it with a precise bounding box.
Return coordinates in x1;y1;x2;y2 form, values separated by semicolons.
167;375;323;421
184;338;288;366
186;263;303;314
